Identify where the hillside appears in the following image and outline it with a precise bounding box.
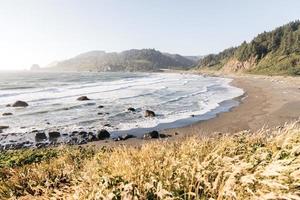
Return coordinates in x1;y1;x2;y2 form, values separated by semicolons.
0;122;299;199
49;49;196;72
198;21;300;75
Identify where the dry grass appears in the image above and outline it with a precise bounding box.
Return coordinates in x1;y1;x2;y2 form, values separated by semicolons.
1;121;300;200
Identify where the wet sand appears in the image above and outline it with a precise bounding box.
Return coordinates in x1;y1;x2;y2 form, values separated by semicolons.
162;73;300;138
89;73;300;147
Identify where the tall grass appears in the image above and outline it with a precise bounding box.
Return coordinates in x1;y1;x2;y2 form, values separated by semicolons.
1;121;300;199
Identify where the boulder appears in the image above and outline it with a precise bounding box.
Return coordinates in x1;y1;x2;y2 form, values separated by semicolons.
77;96;90;101
2;113;13;116
12;100;29;107
35;132;47;141
48;131;61;138
0;125;9;130
98;105;104;108
96;129;110;140
128;107;136;112
5;104;11;107
145;110;155;117
143;130;159;139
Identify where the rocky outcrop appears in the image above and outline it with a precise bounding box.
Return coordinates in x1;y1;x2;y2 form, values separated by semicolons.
128;107;136;112
96;129;110;140
48;131;61;138
12;101;29;107
143;131;159;139
77;96;90;101
145;110;156;117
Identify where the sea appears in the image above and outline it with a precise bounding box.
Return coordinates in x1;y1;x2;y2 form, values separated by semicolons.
0;71;244;145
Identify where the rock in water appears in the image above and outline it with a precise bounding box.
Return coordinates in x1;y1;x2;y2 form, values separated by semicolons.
98;105;104;108
48;131;61;138
0;125;9;130
128;107;136;112
35;132;47;141
2;113;13;116
145;110;155;117
12;101;29;107
143;131;159;139
77;96;90;101
96;129;110;140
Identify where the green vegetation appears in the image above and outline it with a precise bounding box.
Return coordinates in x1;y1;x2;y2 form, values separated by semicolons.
198;21;300;75
0;122;299;199
52;49;196;72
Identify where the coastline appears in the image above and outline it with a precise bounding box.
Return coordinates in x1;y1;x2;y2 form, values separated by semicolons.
87;72;300;147
161;72;300;138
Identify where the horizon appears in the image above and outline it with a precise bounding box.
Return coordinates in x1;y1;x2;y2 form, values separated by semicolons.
1;0;300;70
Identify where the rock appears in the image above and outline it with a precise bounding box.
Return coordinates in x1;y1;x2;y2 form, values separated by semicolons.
6;104;11;107
48;131;61;138
98;105;104;108
96;129;110;140
77;96;90;101
114;134;135;141
143;130;159;139
12;100;29;107
35;132;47;141
191;114;195;117
0;125;9;130
104;123;111;127
87;132;97;142
2;112;13;116
78;131;88;137
97;112;103;115
145;110;155;117
128;107;136;112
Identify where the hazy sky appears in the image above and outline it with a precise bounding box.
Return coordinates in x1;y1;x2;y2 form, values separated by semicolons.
0;0;300;70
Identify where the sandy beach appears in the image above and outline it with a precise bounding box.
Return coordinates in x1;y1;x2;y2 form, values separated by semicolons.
90;73;300;147
162;73;300;137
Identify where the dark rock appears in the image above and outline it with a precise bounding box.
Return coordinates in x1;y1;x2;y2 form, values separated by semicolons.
96;129;110;140
104;123;111;127
87;132;97;142
48;131;60;138
12;100;29;107
114;134;135;141
0;125;9;130
143;131;159;139
145;110;155;117
98;105;104;108
191;114;195;117
128;107;136;112
79;131;88;137
77;96;90;101
2;113;13;116
6;104;11;107
35;132;47;141
97;112;103;115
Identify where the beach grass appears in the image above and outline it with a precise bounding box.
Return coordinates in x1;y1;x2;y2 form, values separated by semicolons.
0;122;299;200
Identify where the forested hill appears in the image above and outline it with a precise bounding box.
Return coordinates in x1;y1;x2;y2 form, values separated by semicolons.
198;21;300;75
49;49;196;72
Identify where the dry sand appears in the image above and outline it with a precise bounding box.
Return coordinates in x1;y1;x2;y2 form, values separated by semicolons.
162;73;300;138
89;73;300;147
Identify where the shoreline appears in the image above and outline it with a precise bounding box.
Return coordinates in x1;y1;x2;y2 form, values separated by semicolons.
161;72;300;138
89;72;300;147
1;71;300;149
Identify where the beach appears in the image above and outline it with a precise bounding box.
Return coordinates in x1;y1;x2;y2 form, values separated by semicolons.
92;73;300;146
162;73;300;137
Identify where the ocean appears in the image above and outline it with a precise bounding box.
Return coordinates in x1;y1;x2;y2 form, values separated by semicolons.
0;71;244;146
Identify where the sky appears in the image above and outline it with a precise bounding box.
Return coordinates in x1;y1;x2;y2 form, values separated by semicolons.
0;0;300;70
